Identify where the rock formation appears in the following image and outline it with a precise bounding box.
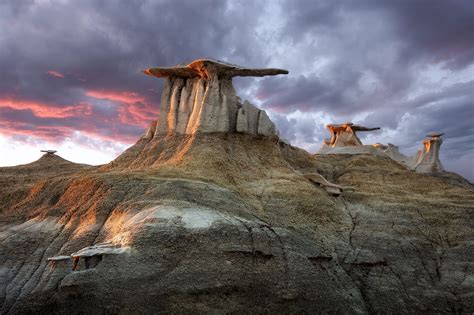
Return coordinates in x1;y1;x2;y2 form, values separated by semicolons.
317;122;383;155
411;133;444;173
1;63;473;314
316;123;448;177
303;172;343;196
143;59;287;137
369;143;410;164
40;149;57;155
325;122;380;147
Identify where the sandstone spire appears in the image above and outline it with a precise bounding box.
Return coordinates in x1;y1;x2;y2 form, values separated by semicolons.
143;59;288;137
412;133;444;173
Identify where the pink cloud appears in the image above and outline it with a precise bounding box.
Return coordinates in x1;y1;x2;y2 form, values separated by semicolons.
85;89;158;127
47;70;65;78
0;90;158;147
0;98;93;118
86;89;146;103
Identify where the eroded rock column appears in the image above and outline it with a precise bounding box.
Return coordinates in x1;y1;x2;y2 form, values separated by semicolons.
143;59;288;137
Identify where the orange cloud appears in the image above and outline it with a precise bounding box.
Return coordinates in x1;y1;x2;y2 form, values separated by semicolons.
0;98;92;118
86;90;145;103
47;70;65;78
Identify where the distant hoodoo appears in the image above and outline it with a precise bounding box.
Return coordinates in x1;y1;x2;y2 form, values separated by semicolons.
411;133;444;173
317;122;383;155
40;150;57;155
143;59;288;137
325;122;380;147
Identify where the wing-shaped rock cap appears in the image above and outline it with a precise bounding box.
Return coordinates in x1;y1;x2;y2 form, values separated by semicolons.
326;123;380;133
426;133;444;138
144;58;288;80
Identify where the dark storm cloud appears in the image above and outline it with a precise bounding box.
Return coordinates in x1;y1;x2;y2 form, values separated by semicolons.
0;0;268;105
0;0;473;179
0;0;271;144
281;0;474;69
367;0;474;70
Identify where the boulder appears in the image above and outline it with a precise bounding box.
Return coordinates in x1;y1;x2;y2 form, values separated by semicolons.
303;172;344;197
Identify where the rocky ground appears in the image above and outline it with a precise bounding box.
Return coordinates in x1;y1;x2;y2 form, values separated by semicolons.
0;133;473;314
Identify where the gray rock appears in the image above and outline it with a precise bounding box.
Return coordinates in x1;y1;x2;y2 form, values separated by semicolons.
235;100;277;137
412;133;444;173
257;110;276;136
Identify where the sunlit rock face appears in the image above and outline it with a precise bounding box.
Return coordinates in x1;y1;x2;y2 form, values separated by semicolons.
144;59;287;136
411;133;444;173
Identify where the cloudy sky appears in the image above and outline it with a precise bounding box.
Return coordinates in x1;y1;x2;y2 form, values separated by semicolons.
0;0;473;180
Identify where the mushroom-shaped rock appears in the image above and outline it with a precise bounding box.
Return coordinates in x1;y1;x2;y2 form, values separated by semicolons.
70;243;130;271
412;133;444;173
303;173;343;197
40;150;57;155
143;59;287;136
325;122;380;147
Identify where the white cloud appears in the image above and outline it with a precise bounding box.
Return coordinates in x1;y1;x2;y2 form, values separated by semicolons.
0;132;129;166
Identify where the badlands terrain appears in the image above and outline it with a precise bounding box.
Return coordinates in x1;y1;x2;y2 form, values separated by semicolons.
0;59;473;314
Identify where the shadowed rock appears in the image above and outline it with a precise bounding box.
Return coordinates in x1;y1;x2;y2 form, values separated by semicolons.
143;59;288;136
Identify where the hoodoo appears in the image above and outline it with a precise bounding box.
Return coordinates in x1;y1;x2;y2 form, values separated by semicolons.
411;133;444;173
40;149;57;155
1;61;473;314
143;59;288;137
325;122;380;147
317;122;382;155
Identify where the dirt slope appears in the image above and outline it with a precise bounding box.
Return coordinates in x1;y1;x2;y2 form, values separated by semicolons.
0;133;472;314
